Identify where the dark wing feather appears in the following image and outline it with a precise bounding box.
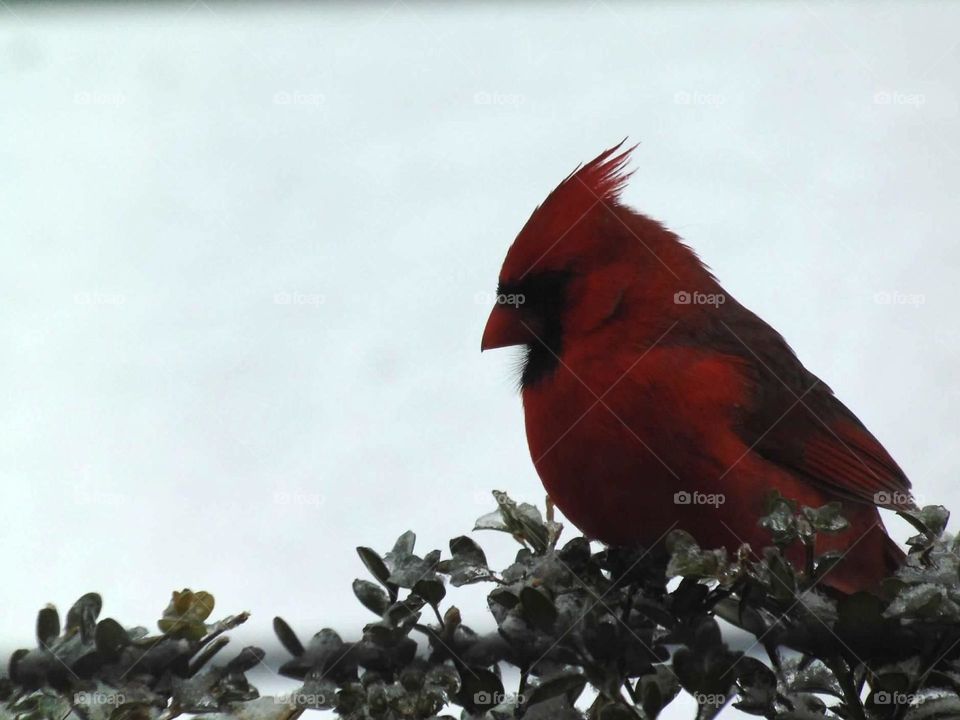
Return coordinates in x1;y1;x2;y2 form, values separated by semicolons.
676;295;912;509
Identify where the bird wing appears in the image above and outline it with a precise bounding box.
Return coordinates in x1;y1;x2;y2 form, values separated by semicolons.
693;298;913;509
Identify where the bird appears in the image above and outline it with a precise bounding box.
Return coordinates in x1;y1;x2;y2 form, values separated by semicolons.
481;142;912;594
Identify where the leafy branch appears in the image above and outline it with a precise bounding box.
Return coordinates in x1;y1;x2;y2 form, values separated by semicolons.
4;491;960;719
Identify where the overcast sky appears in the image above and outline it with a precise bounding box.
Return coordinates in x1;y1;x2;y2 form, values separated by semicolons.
2;2;959;717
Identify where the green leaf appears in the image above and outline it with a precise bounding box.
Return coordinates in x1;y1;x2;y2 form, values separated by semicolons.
520;586;558;631
918;506;950;536
356;547;393;589
899;506;949;551
672;644;739;718
886;583;947;619
272;617;305;657
903;696;960;719
94;618;128;660
524;672;587;707
801;502;850;534
36;606;60;646
66;592;102;642
473;508;508;532
387;549;441;589
759;498;799;545
639;666;681;719
227;646;266;673
457;667;504;713
352;579;391;616
733;657;777;716
425;663;461;695
413;578;446;606
474;491;550;553
384;597;424;631
666;531;727;579
391;530;417;557
784;658;842;698
765;550;797;601
713;598;766;637
438;535;492;586
449;536;487;568
488;588;520;610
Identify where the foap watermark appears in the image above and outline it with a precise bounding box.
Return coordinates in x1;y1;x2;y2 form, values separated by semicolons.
274;291;326;307
674;90;725;107
674;290;725;307
474;290;525;307
873;690;921;706
874;90;925;107
273;490;325;507
274;691;330;707
74;291;126;307
72;484;128;508
74;90;126;107
473;691;525;706
473;91;525;107
693;693;727;707
74;690;126;706
273;90;326;107
873;291;925;308
874;490;914;507
674;490;725;508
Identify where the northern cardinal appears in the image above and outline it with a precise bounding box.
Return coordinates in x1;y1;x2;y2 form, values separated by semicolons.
481;143;912;594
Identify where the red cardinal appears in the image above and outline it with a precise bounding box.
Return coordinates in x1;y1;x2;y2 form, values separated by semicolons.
481;143;912;594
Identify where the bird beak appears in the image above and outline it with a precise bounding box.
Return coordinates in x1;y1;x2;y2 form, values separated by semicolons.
481;303;530;351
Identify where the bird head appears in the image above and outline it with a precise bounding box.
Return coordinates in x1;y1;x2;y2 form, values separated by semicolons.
481;142;715;388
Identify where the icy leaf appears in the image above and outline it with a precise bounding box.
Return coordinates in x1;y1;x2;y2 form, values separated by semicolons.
801;502;850;534
356;547;393;590
473;508;508;532
901;506;950;538
272;617;304;657
438;535;495;587
474;491;550;553
667;533;727;579
904;696;960;719
524;671;587;707
783;658;843;698
391;530;416;557
413;578;446;606
66;593;102;643
93;618;128;660
36;607;59;646
733;656;777;716
352;579;391;616
519;587;558;631
886;583;948;619
387;549;441;589
456;667;503;714
759;500;799;545
638;665;681;719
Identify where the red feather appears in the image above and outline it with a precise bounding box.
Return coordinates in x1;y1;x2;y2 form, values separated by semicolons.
483;144;913;594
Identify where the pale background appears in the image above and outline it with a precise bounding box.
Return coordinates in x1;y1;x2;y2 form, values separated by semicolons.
2;2;959;717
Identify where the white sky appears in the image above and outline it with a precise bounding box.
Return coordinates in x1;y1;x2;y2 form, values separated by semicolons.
2;2;960;718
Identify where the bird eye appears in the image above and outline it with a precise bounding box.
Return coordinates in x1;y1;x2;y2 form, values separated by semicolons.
495;272;571;387
495;282;527;310
515;271;570;311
